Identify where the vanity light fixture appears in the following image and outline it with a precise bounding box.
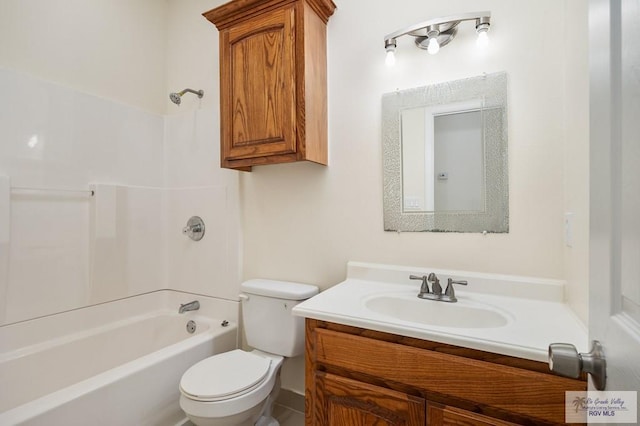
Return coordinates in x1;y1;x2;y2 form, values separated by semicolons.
385;39;397;66
384;12;491;66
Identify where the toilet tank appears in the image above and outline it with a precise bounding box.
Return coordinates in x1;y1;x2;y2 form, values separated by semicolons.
240;279;319;357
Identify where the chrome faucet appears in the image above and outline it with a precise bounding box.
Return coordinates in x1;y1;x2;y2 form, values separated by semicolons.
409;274;467;302
179;300;200;314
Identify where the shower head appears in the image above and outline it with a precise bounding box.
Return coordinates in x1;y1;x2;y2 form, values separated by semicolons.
169;88;204;106
169;92;182;105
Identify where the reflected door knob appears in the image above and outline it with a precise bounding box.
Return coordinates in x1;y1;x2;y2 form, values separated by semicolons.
548;340;606;390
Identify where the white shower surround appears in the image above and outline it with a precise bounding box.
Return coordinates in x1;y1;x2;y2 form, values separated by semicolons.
0;67;240;324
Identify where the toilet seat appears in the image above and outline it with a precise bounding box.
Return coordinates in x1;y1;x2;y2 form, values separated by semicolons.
179;350;284;421
180;350;271;402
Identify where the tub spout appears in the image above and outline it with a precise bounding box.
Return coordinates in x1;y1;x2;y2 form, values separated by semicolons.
179;300;200;314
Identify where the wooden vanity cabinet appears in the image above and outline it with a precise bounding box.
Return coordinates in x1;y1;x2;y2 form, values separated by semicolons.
305;319;587;426
204;0;335;171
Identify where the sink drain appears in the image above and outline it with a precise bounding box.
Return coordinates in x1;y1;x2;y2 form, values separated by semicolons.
186;320;196;334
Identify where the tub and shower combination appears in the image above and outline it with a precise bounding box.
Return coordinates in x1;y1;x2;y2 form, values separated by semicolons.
0;291;238;425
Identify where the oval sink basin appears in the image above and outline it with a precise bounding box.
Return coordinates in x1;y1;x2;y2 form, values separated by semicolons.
364;294;510;329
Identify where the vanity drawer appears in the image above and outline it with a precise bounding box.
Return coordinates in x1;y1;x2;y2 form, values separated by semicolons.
312;327;586;424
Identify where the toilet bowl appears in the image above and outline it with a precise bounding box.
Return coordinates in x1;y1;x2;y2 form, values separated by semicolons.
179;279;318;426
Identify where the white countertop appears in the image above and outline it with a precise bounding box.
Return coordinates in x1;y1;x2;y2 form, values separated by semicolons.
292;262;588;363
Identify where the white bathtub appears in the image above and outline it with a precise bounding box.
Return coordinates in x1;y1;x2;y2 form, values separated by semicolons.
0;291;239;425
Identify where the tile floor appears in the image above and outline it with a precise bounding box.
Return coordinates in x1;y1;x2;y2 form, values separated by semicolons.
272;404;304;426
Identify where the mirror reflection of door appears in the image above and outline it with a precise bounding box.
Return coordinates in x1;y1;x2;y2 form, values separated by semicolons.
401;105;484;213
434;111;484;212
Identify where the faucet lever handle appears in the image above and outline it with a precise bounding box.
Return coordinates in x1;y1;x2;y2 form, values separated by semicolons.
444;278;468;301
409;275;430;295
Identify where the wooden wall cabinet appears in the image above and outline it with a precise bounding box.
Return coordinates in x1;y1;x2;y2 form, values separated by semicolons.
306;319;587;426
204;0;335;171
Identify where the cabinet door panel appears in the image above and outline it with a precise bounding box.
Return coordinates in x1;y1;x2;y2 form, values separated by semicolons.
222;6;296;160
427;403;520;426
316;372;425;426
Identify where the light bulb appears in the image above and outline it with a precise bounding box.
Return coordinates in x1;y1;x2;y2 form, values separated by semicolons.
427;37;440;55
476;30;489;48
385;49;396;67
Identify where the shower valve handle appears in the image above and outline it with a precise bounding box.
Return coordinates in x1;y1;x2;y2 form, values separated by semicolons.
182;224;202;234
182;216;205;241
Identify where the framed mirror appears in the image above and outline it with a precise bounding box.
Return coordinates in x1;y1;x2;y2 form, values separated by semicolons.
382;72;508;233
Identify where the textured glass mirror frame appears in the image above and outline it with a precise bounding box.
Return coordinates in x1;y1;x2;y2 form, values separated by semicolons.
382;72;509;232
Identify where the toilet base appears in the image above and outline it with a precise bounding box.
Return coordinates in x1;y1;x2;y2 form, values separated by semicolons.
255;415;279;426
185;401;262;426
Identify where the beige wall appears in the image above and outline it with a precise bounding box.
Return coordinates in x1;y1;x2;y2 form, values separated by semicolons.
0;0;169;114
562;0;590;323
240;0;589;316
165;0;222;114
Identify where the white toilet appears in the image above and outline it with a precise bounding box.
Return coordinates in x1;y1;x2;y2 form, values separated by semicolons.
179;279;319;426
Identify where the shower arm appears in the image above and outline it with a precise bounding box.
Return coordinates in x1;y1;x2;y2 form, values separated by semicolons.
177;88;204;98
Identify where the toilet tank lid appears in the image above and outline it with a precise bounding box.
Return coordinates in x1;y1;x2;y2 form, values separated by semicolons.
241;279;319;300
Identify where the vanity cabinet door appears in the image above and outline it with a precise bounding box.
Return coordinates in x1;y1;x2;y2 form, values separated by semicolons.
315;372;425;426
427;402;520;426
